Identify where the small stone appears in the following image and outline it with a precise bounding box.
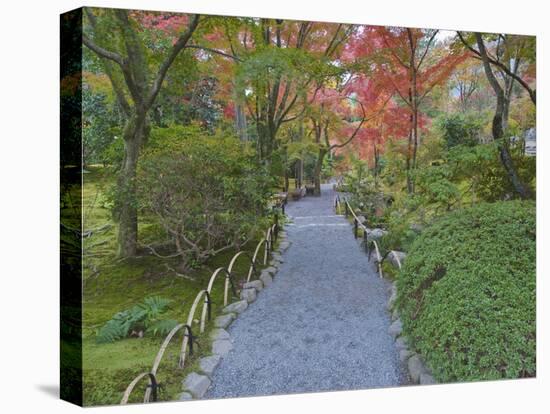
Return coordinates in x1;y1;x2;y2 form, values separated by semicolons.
367;228;388;241
420;373;436;385
260;272;273;287
212;339;233;356
272;253;283;262
391;308;399;321
395;336;408;351
408;355;425;383
264;266;277;275
223;300;248;314
399;349;413;363
214;313;235;329
210;328;230;341
240;287;257;303
269;260;281;268
199;355;221;377
388;318;403;338
279;241;290;251
243;280;263;292
386;283;398;311
182;372;211;398
179;392;193;401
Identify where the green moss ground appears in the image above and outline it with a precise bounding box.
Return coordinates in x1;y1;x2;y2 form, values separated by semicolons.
71;167;276;406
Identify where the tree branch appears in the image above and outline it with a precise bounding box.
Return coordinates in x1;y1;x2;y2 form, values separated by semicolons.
457;31;536;104
146;14;201;108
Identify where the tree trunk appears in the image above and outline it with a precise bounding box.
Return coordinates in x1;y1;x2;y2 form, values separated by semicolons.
314;148;327;196
475;33;531;200
117;113;148;257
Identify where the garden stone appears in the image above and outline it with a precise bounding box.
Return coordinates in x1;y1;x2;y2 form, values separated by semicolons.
389;251;407;268
240;287;257;303
279;241;290;251
395;336;408;351
269;260;281;268
399;349;413;363
272;252;283;261
223;300;248;314
357;215;367;225
199;355;221;377
408;355;425;383
388;318;403;338
420;373;436;385
264;266;277;275
243;280;263;292
210;328;230;341
386;284;397;311
182;372;211;398
212;339;233;356
259;271;273;287
214;313;235;329
367;228;388;242
179;392;193;401
391;308;399;321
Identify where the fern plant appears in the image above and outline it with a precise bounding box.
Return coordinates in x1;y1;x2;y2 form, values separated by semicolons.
96;296;177;343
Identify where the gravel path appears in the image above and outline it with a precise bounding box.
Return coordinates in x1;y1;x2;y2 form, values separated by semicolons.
206;184;407;398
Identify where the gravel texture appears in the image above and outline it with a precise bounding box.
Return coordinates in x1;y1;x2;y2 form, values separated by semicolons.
206;184;407;398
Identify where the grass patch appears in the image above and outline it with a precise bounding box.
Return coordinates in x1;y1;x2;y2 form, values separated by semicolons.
77;167;276;406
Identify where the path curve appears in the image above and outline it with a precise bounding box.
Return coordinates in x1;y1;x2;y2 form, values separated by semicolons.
206;184;407;398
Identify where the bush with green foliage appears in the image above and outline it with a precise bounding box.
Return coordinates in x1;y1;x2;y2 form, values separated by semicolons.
436;112;483;149
137;125;274;270
96;296;177;343
396;201;535;382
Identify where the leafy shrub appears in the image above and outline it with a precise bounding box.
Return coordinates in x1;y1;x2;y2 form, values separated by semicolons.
96;296;177;343
137;125;273;271
436;112;483;149
448;142;536;202
396;201;535;382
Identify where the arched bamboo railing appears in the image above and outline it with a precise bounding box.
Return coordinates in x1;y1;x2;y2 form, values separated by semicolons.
339;197;384;278
120;213;281;404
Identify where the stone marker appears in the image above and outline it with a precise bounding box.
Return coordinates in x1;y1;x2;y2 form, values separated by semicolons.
223;300;248;314
182;372;211;399
240;287;257;303
243;280;263;292
212;339;233;356
214;313;235;329
199;355;221;377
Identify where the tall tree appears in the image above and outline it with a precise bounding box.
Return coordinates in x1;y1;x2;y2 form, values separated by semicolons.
348;27;466;193
82;8;200;256
468;33;532;199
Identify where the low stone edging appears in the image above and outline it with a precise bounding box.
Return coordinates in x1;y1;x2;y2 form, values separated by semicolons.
180;230;290;400
385;277;437;386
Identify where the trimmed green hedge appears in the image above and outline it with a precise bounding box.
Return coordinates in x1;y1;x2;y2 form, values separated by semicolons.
396;201;536;382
